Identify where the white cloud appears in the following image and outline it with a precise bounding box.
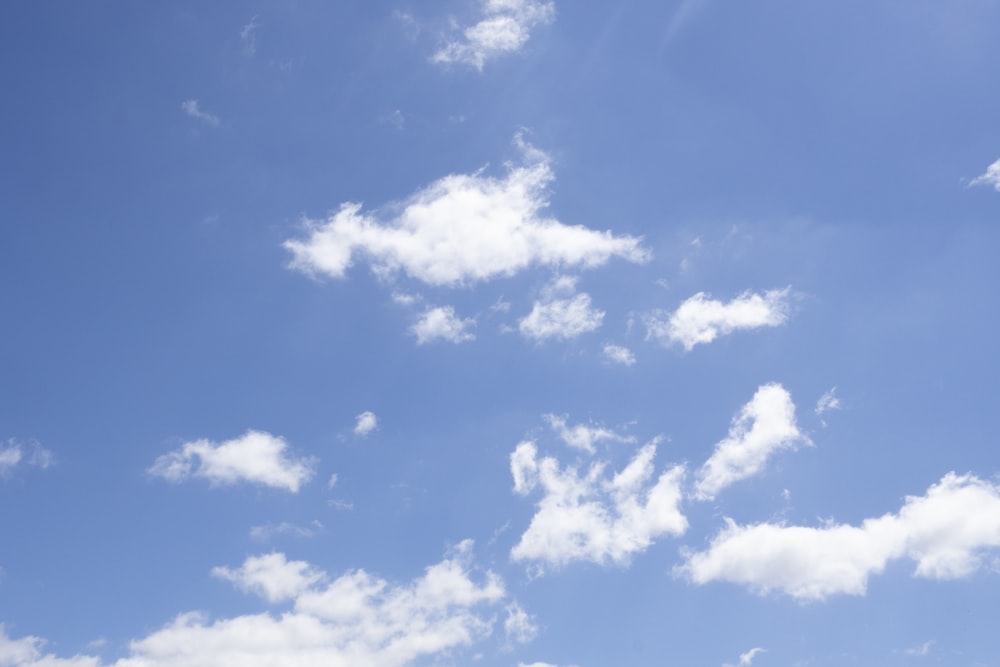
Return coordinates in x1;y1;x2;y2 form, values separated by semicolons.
411;306;476;344
678;472;1000;600
212;553;327;603
905;640;933;657
180;99;220;127
969;158;1000;191
644;288;791;351
148;430;316;493
240;15;261;56
1;544;508;667
283;136;648;287
353;411;378;436
543;414;634;454
519;293;604;341
432;0;556;70
249;520;324;541
503;602;538;644
603;343;636;366
694;383;810;501
0;439;53;477
815;388;840;416
510;439;688;568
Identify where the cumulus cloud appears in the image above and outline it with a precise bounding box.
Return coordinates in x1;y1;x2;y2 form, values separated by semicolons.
644;288;791;351
503;602;539;644
543;414;634;454
0;439;53;477
432;0;556;70
353;411;378;436
510;439;688;568
212;553;327;603
411;306;476;344
283;136;648;287
969;158;1000;191
694;384;810;501
180;99;220;127
148;430;316;493
678;472;1000;600
603;343;636;366
1;543;507;667
519;290;604;341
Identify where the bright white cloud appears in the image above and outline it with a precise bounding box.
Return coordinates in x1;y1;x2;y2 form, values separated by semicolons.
519;292;604;341
432;0;556;70
645;288;791;351
411;306;476;344
970;158;1000;191
212;553;327;603
503;602;539;644
148;430;316;493
603;343;636;366
510;440;688;568
678;472;1000;600
353;411;378;436
1;543;507;667
694;383;810;501
543;414;634;454
0;440;53;477
283;136;648;287
180;99;220;127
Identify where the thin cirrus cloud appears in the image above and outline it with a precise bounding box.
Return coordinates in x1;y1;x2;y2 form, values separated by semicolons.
283;135;649;288
0;542;509;667
180;99;221;127
969;157;1000;191
693;383;810;501
677;472;1000;601
432;0;556;70
510;439;687;568
411;306;476;344
148;430;316;493
644;288;791;351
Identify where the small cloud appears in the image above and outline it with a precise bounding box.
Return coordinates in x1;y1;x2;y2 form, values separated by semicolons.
212;553;327;603
354;411;378;437
432;0;556;71
181;99;221;127
504;602;539;645
240;15;261;56
723;647;766;667
327;473;339;489
905;640;934;657
382;109;405;130
0;439;54;477
815;388;841;427
391;291;420;306
969;158;1000;191
603;343;636;366
519;277;604;341
543;414;634;454
411;306;476;345
249;520;325;541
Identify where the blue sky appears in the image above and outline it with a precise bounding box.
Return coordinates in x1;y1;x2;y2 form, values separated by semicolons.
2;1;1000;665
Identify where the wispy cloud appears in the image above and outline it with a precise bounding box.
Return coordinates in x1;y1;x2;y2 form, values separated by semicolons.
240;15;261;56
543;413;634;454
0;439;54;477
249;520;325;541
411;306;476;344
432;0;556;70
284;135;648;287
969;158;1000;191
148;430;316;492
644;288;791;351
180;99;220;127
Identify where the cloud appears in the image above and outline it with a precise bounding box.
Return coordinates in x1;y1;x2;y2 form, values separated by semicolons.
510;439;688;568
678;472;1000;600
543;414;634;454
249;520;324;541
518;277;605;341
905;641;933;657
969;158;1000;191
354;411;378;436
815;388;841;416
693;383;810;500
503;602;539;644
0;439;54;477
0;625;101;667
603;343;636;366
148;430;316;492
644;288;791;351
180;100;220;127
212;553;327;603
432;0;556;70
283;135;649;287
240;15;261;56
411;306;476;344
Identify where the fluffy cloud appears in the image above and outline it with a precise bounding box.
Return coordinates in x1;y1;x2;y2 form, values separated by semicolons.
694;384;809;500
678;472;1000;600
411;306;476;344
1;543;506;667
543;414;634;454
432;0;556;70
212;553;327;603
353;411;378;436
0;440;53;477
148;430;316;493
510;440;688;568
644;288;791;351
970;158;1000;191
519;294;604;341
180;99;220;127
603;343;636;366
283;136;648;287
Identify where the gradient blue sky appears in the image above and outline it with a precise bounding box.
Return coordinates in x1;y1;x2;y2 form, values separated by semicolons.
2;2;1000;666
